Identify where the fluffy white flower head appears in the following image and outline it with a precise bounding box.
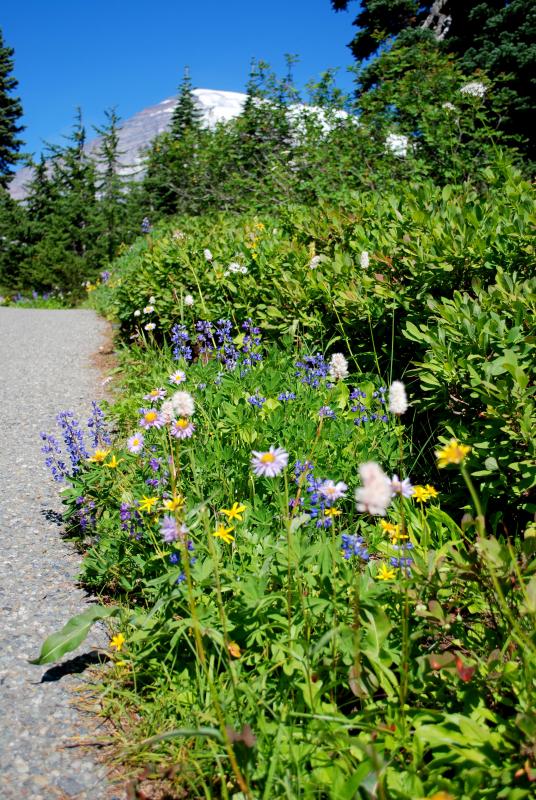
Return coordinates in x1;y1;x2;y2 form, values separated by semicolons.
160;400;174;424
355;462;392;516
184;294;194;306
328;353;349;382
360;251;369;269
460;81;486;98
171;390;195;418
309;255;321;270
204;248;213;261
388;381;409;415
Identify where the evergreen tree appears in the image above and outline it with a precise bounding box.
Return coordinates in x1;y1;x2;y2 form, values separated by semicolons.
0;186;28;289
0;27;25;188
331;0;536;157
93;107;130;260
169;67;203;140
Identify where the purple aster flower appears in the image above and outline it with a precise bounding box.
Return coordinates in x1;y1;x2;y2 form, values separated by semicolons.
318;480;348;504
170;418;196;439
251;446;289;477
391;474;414;498
127;432;144;454
139;408;165;429
143;388;166;403
160;515;189;543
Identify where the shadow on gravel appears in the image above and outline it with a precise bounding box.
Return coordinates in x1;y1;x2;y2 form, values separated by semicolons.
41;508;64;526
39;650;108;683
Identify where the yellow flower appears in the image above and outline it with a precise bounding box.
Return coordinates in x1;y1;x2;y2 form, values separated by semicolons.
213;523;235;544
220;501;246;521
138;495;158;513
88;448;111;464
110;633;125;651
377;563;396;581
425;484;439;499
324;507;342;518
163;495;185;512
228;641;242;658
413;485;431;503
104;455;122;469
435;439;471;468
380;519;398;535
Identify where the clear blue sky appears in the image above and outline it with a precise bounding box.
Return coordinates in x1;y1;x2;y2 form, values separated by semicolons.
2;0;358;159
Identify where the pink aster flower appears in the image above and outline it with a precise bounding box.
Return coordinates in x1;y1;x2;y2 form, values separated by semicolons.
139;408;165;429
319;479;348;504
143;387;166;403
170;418;196;439
251;446;289;477
127;432;144;454
355;462;392;516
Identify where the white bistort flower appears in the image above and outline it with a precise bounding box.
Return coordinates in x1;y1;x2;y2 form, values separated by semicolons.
388;381;409;415
355;462;392;516
171;390;195;418
160;400;175;424
328;353;349;382
460;81;487;98
184;294;194;306
442;101;457;112
360;251;369;269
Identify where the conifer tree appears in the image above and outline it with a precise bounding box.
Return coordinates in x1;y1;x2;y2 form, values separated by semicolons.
93;107;130;260
0;27;25;188
169;67;203;140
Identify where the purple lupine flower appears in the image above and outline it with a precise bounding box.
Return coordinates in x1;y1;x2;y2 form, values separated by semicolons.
87;401;111;448
149;457;161;472
195;320;215;356
120;502;143;539
100;270;111;283
295;354;329;388
75;496;96;531
141;217;151;234
171;323;193;362
341;534;369;561
247;394;266;409
40;432;69;482
278;391;296;402
240;318;263;373
318;406;335;419
214;318;239;370
56;411;89;473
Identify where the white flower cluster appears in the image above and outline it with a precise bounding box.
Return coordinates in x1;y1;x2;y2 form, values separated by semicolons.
184;294;194;306
388;381;409;415
161;391;195;423
328;353;349;382
360;251;369;270
460;81;487;98
224;262;248;276
442;101;457;112
309;255;322;270
355;462;392;516
204;248;213;261
385;133;409;158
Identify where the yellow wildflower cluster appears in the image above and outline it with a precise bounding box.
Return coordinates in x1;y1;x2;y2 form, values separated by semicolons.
412;485;439;503
88;448;111;464
435;439;471;468
380;519;409;544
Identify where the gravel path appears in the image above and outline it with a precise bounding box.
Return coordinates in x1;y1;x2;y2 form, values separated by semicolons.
0;308;119;799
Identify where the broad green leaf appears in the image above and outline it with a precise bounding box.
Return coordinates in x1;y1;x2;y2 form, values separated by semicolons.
29;605;119;665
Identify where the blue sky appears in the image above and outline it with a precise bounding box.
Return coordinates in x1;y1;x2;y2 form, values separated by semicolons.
2;0;358;159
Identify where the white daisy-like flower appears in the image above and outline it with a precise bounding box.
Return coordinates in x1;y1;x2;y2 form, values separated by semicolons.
171;390;195;418
133;309;141;317
144;322;156;331
388;381;409;415
355;462;392;516
184;294;194;306
328;353;349;382
143;305;154;314
169;370;186;385
360;251;369;269
460;81;486;98
251;446;289;478
204;248;213;261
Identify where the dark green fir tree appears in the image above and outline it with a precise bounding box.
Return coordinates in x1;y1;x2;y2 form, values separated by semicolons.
93;107;130;261
0;27;25;188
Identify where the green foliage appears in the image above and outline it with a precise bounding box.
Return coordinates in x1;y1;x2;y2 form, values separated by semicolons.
404;269;536;518
29;604;118;665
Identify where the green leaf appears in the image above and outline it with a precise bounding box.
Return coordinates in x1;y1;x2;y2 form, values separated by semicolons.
29;605;119;665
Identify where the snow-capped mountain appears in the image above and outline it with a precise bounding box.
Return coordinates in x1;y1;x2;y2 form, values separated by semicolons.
8;89;248;201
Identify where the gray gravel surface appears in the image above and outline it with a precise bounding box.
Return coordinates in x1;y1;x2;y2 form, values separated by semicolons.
0;308;121;799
